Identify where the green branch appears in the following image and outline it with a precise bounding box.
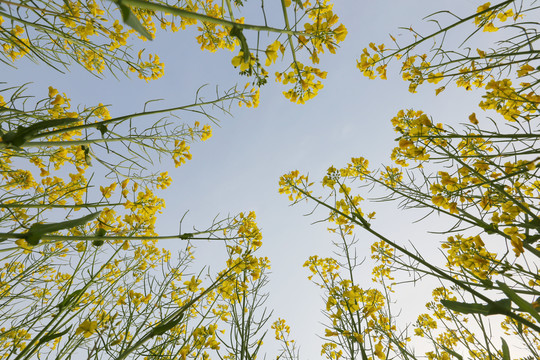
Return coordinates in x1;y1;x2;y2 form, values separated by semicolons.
120;0;306;36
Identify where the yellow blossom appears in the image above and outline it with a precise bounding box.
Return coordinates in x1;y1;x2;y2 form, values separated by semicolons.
75;320;98;338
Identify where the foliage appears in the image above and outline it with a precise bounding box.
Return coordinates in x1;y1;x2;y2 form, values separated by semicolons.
280;1;540;359
5;0;540;359
0;0;345;359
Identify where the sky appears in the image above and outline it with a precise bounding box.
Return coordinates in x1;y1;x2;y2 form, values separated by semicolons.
3;0;520;358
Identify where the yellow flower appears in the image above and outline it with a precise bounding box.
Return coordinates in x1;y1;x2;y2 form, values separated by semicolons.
231;51;254;72
476;2;491;15
76;319;98;338
476;48;486;58
265;41;280;66
15;239;32;250
468;112;479;124
201;124;212;141
325;329;339;337
100;183;117;198
517;63;535;77
156;172;172;189
76;242;86;252
48;86;58;98
333;24;348;42
497;8;514;22
427;72;444;84
184;276;201;292
51;94;65;106
374;342;385;359
483;22;498;32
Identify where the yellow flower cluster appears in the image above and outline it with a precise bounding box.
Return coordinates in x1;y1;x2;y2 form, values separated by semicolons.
233;211;263;251
159;2;198;33
479;78;540;122
277;62;328;104
75;319;98;338
265;41;282;66
379;166;403;188
1;25;30;61
474;2;515;32
238;85;260;108
0;328;32;352
192;324;221;350
414;313;437;337
356;43;386;80
196;3;238;52
156;172;172;189
441;234;497;279
304;255;340;283
300;3;347;62
130;53;165;82
389;109;444;166
173;140;193;167
189;121;213;141
278;170;312;201
271;318;290;340
303;245;396;359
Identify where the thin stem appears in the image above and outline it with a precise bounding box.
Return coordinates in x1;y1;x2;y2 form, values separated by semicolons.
291;182;540;333
122;0;307;36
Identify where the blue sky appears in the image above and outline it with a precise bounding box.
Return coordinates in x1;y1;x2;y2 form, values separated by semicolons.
4;0;513;358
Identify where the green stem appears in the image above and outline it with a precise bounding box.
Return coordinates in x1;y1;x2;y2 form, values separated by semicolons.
2;135;170;148
14;244;125;360
413;133;540;140
280;0;302;80
0;202;126;209
114;265;237;360
380;0;514;62
0;233;233;241
121;0;306;36
0;0;64;17
27;94;238;140
292;182;540;333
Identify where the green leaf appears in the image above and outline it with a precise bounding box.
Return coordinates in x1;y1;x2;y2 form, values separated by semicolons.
112;0;153;41
230;26;250;63
97;123;108;137
439;345;463;360
39;326;72;344
497;281;540;323
150;312;183;336
501;337;510;360
92;239;104;247
57;289;84;311
292;0;304;9
24;211;101;246
487;298;512;315
92;227;106;247
440;298;510;316
484;223;498;234
479;278;493;289
533;296;540;311
359;343;368;360
1;117;79;148
441;299;488;314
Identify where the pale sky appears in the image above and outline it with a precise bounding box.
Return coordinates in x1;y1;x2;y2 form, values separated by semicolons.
4;0;513;358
